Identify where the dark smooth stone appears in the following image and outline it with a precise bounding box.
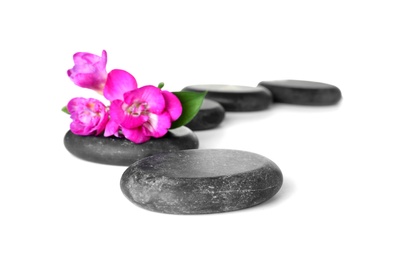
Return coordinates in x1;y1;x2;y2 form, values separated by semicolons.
182;84;272;111
258;80;342;105
185;99;225;130
64;126;199;166
120;149;283;214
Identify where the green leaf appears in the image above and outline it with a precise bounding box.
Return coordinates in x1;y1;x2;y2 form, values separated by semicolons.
170;91;207;129
158;82;164;89
61;106;70;115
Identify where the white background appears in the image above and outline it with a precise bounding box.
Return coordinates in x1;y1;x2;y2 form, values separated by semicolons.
1;0;401;259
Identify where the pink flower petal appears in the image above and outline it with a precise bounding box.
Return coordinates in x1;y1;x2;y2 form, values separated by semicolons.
66;97;85;115
69;121;86;135
121;127;151;144
72;50;107;65
67;51;107;94
121;115;148;129
108;100;126;123
67;97;108;136
109;99;148;129
95;114;109;135
124;85;165;114
142;112;172;138
104;119;121;137
162;91;182;121
103;69;138;101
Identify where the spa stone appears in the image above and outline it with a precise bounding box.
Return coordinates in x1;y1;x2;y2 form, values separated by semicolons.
120;149;283;214
182;84;272;111
185;99;225;130
258;80;342;105
64;126;199;166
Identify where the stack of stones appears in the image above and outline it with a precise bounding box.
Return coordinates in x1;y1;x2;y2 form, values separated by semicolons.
64;79;342;214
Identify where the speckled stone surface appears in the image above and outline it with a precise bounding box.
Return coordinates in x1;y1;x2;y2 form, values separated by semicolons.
120;149;283;214
185;99;225;130
64;126;199;166
258;80;342;105
182;84;272;111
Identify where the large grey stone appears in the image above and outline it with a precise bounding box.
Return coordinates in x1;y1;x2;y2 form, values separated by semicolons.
182;84;272;111
258;80;342;105
185;99;225;130
120;149;283;214
64;126;199;166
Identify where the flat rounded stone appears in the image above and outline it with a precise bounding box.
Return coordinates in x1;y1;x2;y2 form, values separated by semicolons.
182;84;272;111
120;149;283;214
64;126;199;166
258;80;342;105
185;99;225;130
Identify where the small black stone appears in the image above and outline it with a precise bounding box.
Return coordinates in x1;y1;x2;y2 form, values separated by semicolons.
120;149;283;214
64;126;199;166
258;80;342;105
182;84;272;111
185;99;225;130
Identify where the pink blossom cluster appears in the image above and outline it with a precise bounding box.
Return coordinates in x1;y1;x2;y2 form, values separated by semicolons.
66;50;182;144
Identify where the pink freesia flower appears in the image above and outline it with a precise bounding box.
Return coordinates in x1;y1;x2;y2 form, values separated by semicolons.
67;97;109;136
105;84;182;144
67;50;108;94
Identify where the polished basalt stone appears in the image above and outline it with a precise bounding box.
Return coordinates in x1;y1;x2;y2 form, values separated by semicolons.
120;149;283;214
185;99;225;130
258;80;342;105
64;126;199;166
182;84;272;111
